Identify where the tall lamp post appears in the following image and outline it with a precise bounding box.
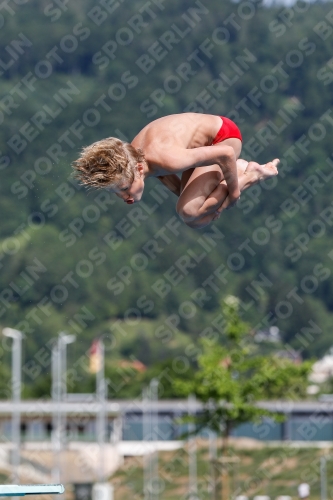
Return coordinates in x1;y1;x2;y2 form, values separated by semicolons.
52;332;76;484
143;379;159;500
95;339;106;483
3;328;23;484
188;394;198;500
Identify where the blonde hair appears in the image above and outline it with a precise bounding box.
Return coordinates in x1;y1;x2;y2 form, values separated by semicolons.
72;137;145;189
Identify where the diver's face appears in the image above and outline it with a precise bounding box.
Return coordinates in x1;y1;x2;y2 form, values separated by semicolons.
113;165;145;204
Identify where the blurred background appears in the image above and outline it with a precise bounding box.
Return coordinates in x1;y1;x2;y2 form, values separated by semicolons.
1;0;333;498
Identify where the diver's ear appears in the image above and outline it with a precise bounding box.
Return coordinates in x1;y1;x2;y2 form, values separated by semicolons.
137;163;144;176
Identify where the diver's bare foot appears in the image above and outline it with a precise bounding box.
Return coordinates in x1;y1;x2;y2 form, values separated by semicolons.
236;158;249;176
245;158;279;181
212;159;279;220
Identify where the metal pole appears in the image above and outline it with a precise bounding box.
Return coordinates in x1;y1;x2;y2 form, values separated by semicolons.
143;387;150;500
188;394;198;500
150;379;159;500
52;342;61;484
61;336;67;447
96;340;106;483
59;332;76;446
52;333;75;486
320;456;327;500
209;430;218;500
111;415;122;444
12;334;21;484
3;328;23;485
143;382;159;500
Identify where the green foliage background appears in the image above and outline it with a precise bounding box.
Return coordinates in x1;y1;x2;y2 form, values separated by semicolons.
1;0;333;396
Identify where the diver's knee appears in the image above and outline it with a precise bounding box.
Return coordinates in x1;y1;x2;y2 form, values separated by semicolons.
176;202;200;222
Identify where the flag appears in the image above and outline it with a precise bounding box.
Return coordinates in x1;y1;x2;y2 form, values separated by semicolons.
89;339;102;373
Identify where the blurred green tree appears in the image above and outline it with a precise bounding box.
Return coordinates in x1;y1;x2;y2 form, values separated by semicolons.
175;296;313;499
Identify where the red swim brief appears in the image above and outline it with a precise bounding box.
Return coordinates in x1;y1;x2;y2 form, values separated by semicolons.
211;116;242;144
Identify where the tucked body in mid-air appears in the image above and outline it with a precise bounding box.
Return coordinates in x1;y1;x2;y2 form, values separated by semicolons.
73;113;279;229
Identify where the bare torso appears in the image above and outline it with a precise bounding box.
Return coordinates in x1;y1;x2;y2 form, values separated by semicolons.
131;113;224;176
127;112;278;228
